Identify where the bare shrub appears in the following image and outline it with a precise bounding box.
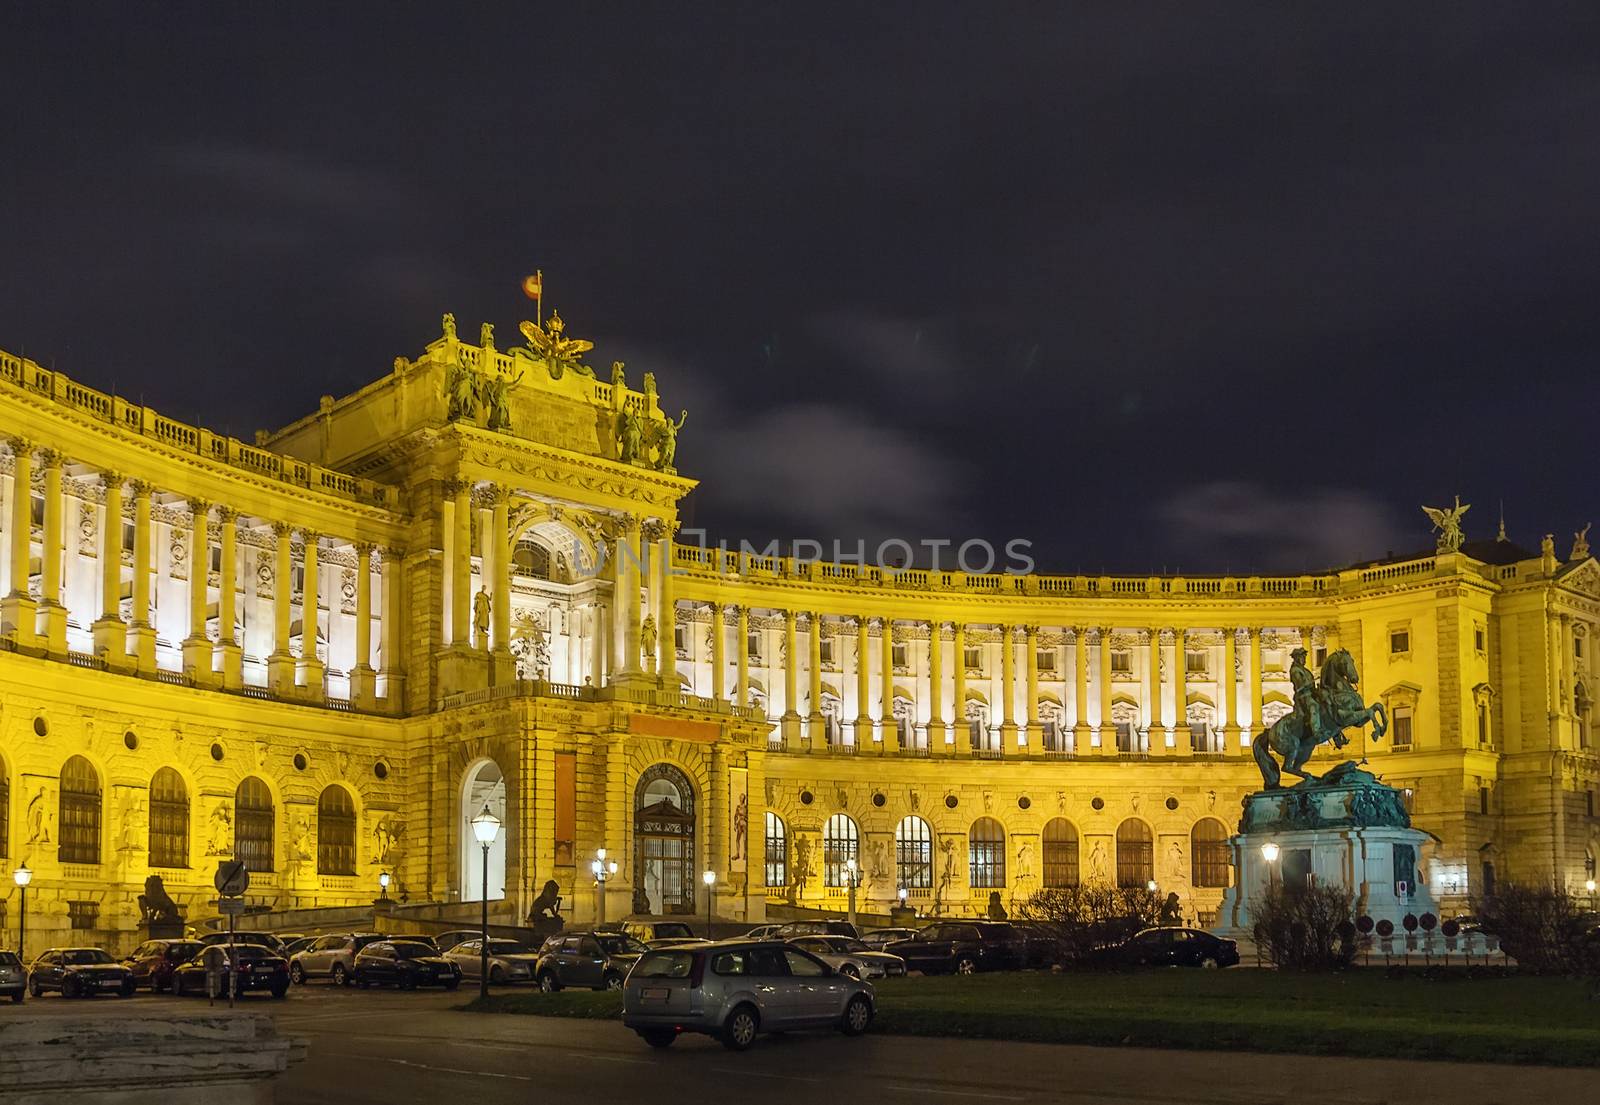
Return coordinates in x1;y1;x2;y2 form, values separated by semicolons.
1017;885;1160;967
1251;882;1355;971
1471;882;1590;974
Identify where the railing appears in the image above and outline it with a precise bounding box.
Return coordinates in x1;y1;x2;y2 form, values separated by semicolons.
1358;557;1436;584
0;347;395;508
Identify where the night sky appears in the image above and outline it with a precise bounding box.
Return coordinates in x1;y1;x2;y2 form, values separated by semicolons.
7;5;1599;575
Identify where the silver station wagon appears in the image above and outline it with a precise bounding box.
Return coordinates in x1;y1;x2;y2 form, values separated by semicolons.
622;939;874;1051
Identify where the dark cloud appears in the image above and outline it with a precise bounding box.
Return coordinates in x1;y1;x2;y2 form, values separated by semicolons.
4;4;1598;571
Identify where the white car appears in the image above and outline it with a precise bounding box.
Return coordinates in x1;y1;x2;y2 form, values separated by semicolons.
743;924;785;940
787;935;907;980
444;938;542;984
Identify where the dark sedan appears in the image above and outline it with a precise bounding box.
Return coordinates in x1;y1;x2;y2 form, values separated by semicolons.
0;951;26;1002
27;948;136;998
1094;927;1239;969
354;940;462;990
171;943;291;998
123;939;204;993
886;921;1023;975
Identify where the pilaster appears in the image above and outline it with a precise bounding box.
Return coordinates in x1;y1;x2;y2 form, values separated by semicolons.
2;437;38;644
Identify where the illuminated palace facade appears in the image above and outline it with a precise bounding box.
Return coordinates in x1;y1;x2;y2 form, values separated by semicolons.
1;311;1597;952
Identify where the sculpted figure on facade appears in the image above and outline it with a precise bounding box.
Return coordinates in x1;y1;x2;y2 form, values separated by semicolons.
640;615;658;663
618;408;643;465
473;588;492;649
1573;522;1591;560
1422;496;1469;554
482;366;523;433
1088;840;1109;883
205;800;232;857
654;410;687;471
444;357;477;422
27;784;53;844
441;312;457;342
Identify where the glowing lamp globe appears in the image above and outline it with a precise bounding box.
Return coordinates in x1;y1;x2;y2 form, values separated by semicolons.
13;864;31;888
470;804;502;846
1260;842;1280;863
702;869;716;888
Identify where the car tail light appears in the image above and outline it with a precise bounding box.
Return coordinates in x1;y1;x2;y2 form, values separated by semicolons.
688;952;707;989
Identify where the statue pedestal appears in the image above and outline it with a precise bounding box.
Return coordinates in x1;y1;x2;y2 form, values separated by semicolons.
1217;763;1438;937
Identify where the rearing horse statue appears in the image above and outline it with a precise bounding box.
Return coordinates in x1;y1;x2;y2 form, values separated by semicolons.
1253;647;1387;788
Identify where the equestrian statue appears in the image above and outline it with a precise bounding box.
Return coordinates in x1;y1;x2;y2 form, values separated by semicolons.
1253;646;1387;789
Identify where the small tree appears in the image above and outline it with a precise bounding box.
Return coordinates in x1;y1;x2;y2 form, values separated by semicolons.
1017;885;1160;967
1251;882;1356;970
1471;882;1588;973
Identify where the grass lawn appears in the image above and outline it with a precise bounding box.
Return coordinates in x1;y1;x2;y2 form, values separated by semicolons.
463;970;1600;1067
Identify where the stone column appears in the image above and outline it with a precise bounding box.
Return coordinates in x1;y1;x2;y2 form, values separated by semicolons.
953;623;968;752
380;546;406;709
708;745;729;919
928;621;945;754
999;625;1018;754
710;602;726;701
880;618;899;752
491;490;511;656
657;529;676;683
854;616;870;742
588;601;606;687
809;613;825;749
181;499;211;678
300;532;324;694
735;604;749;706
128;480;157;671
216;509;241;687
1222;626;1240;750
1072;626;1089;749
351;542;376;707
1172;628;1190;757
782;609;799;739
1249;627;1264;745
267;522;295;694
452;481;472;649
1024;625;1040;747
37;450;68;652
1097;627;1114;752
2;438;37;643
439;481;457;647
92;471;126;662
1147;628;1167;754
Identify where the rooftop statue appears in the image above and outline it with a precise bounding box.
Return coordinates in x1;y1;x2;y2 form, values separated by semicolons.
1253;647;1388;789
1573;522;1591;560
520;309;595;380
654;409;687;471
1422;495;1469;554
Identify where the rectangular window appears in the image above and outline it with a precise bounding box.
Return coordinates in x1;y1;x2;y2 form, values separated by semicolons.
1037;649;1057;673
122;521;135;553
1314;646;1327;667
673;624;685;653
1110;650;1131;674
1189;721;1209;752
30;497;44;526
892;643;907;669
963;646;982;670
1390;629;1410;655
1184;650;1207;675
210;546;221;573
1474;625;1487;654
1477;703;1489;746
747;631;762;659
1479;786;1490;816
819;638;835;666
68;901;99;931
1391;707;1413;749
1115;722;1133;752
1577;636;1586;660
554;752;576;867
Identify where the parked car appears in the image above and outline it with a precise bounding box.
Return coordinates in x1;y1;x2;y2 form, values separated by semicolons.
622;921;702;947
170;944;291;998
536;930;647;991
122;939;205;992
434;930;486;953
1092;927;1239;969
771;920;860;940
743;924;786;940
622;939;874;1051
281;936;319;958
858;927;920;949
384;934;439;951
289;932;385;986
445;938;542;984
886;921;1023;975
0;951;26;1003
354;940;462;990
787;935;907;980
27;948;136;998
197;931;286;955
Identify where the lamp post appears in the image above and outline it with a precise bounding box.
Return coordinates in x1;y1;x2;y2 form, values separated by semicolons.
13;864;31;964
702;869;716;938
1260;841;1280;891
845;857;860;932
897;886;908;915
591;848;618;926
470;804;502;1000
1587;877;1597;908
378;871;391;900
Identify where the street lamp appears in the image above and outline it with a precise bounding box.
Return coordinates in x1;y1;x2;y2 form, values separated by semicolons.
897;886;908;912
377;871;391;900
591;848;619;926
845;857;860;932
1146;879;1158;893
702;869;716;937
12;864;32;964
1260;841;1280;890
470;804;502;1000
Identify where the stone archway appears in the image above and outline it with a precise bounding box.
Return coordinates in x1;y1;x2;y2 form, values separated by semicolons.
461;759;507;902
633;763;695;916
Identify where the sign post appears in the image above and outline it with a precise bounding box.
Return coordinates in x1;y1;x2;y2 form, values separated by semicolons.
213;861;250;1009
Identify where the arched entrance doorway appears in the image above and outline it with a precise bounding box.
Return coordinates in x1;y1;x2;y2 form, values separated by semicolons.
461;760;507;902
634;764;695;916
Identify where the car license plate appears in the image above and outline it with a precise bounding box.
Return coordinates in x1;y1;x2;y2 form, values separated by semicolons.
642;987;669;1000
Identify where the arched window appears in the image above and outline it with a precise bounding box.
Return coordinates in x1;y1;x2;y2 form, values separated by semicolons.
822;813;859;888
895;815;933;889
1115;819;1153;888
969;817;1006;888
1190;818;1230;887
1042;818;1079;888
317;785;357;875
235;777;274;873
0;751;9;859
59;756;101;865
511;538;552;580
764;811;787;890
148;768;189;869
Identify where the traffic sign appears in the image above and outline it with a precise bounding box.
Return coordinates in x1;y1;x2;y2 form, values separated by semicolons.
216;898;247;916
214;859;250;897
